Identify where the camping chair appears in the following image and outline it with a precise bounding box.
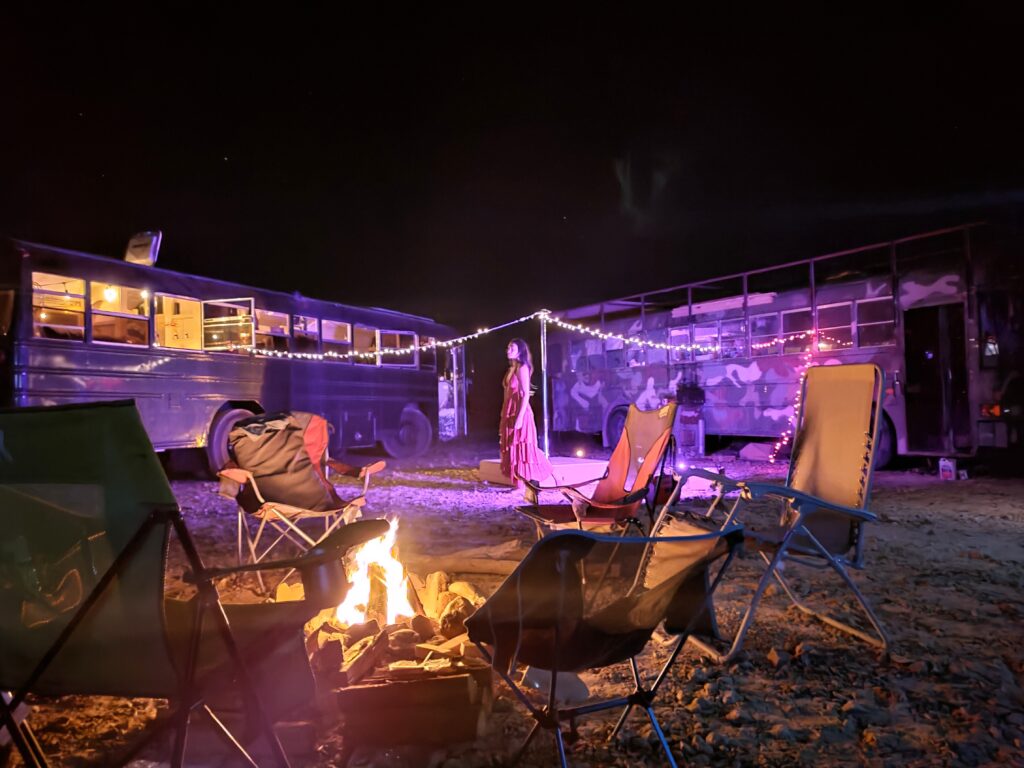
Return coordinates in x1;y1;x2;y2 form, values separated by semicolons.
676;363;891;663
517;403;677;539
466;477;742;767
0;400;389;768
218;411;385;588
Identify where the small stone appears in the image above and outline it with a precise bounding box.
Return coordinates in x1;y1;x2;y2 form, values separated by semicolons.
770;723;796;742
767;648;791;669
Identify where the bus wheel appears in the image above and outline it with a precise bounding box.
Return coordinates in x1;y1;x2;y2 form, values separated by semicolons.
206;407;255;475
605;407;628;449
382;408;433;459
874;414;895;470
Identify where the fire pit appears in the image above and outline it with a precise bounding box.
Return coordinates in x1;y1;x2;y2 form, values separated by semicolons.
294;520;493;752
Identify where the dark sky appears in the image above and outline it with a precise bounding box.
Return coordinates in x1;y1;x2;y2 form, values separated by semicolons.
2;7;1022;331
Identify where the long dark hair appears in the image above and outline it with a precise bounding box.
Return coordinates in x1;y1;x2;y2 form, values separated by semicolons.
508;338;534;375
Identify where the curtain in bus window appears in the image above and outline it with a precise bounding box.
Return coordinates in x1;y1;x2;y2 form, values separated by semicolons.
604;336;624;370
586;338;607;370
816;303;853;352
155;295;201;349
569;339;588;372
322;319;352;359
32;272;85;341
91;283;150;345
647;327;668;365
856;299;896;348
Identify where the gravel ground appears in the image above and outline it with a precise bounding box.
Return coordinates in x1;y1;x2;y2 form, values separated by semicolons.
8;439;1024;767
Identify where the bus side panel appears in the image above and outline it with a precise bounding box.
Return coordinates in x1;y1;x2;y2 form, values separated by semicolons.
14;341;266;450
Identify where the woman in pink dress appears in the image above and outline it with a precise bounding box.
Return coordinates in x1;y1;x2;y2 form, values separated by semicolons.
500;338;553;490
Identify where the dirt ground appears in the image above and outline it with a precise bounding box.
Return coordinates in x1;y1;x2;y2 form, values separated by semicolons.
7;439;1024;767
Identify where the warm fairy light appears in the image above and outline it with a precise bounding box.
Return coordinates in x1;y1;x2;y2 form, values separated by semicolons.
575;448;585;457
103;285;117;303
140;289;150;300
768;348;816;464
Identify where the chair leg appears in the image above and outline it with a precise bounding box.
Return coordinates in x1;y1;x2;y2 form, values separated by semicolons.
553;724;569;768
643;706;678;768
1;695;48;768
769;552;891;651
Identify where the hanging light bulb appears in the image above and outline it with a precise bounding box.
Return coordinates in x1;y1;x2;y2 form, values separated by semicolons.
103;285;117;304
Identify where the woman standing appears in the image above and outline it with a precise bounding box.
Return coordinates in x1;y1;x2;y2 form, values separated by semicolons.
499;338;552;490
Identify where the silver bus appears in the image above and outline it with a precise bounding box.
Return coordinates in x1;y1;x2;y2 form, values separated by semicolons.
547;223;1023;466
0;236;465;469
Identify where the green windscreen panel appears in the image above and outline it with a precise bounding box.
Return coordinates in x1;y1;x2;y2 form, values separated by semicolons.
0;401;180;696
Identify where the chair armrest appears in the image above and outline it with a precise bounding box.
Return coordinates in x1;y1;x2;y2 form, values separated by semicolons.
561;485;648;511
358;460;386;479
217;467;266;504
519;470;610;495
741;482;878;523
677;467;747;493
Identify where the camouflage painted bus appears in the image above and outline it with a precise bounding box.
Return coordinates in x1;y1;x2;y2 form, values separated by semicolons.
0;236;465;470
547;223;1023;466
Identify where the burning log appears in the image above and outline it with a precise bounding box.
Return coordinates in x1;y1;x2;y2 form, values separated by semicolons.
336;630;388;687
415;632;469;660
341;619;380;648
448;581;485;605
438;595;474;639
422;571;450;617
410;614;435;642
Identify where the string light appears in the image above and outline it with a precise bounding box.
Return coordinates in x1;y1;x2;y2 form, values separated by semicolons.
768;348;817;464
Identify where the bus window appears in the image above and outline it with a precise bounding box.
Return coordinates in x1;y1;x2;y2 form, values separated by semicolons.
604;337;623;369
817;303;853;351
155;294;202;349
91;283;150;345
856;298;896;347
720;320;747;359
0;290;13;335
380;331;416;366
203;299;254;352
419;336;437;369
647;327;669;365
353;325;378;364
693;323;719;361
322;319;352;358
669;326;692;364
32;271;85;341
569;339;588;372
751;313;779;356
292;315;319;353
782;309;813;354
255;309;288;351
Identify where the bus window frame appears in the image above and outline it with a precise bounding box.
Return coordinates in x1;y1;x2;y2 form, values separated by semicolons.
855;297;897;348
815;301;854;352
750;311;780;356
781;308;814;354
154;292;205;352
321;318;353;360
89;281;152;348
353;325;380;365
254;308;289;352
378;330;418;367
291;314;320;355
31;271;87;343
201;297;255;354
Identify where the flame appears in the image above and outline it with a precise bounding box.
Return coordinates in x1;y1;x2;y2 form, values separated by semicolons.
335;519;414;626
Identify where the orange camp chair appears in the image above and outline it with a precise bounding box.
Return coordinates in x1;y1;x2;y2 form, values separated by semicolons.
518;403;677;538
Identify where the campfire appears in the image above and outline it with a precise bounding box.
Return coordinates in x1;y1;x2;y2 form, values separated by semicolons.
334;518;414;627
289;518;493;749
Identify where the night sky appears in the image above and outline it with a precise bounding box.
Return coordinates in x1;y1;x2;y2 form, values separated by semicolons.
2;8;1022;334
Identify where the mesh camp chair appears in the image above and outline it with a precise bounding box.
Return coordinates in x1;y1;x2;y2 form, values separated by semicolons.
677;363;891;663
218;411;385;587
0;401;389;768
466;478;742;767
517;403;677;538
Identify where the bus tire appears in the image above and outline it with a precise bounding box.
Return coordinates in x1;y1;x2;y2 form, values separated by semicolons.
206;407;255;475
382;408;432;459
605;407;628;449
874;413;895;470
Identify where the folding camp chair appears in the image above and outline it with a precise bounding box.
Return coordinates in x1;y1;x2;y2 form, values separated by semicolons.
466;479;742;767
517;403;677;538
218;411;385;588
0;400;389;768
677;363;891;663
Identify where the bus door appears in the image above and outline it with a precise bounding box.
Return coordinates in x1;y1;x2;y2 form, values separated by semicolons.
902;302;971;453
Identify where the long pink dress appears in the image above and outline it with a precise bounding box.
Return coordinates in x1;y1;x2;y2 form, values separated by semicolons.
500;365;553;483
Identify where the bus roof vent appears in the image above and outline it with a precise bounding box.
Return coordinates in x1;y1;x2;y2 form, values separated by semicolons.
125;231;162;266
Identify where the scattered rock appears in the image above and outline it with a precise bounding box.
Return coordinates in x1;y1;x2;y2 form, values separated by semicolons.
767;648;791;670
